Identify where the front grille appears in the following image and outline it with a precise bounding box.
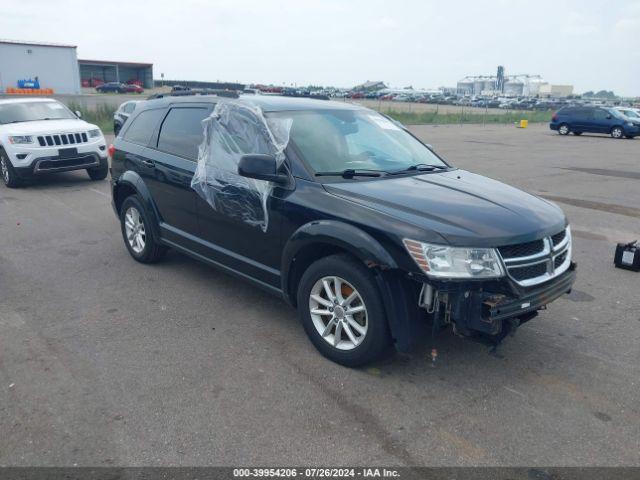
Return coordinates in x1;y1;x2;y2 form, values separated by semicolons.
510;262;548;281
554;251;568;268
37;132;88;147
551;230;566;246
498;239;545;259
498;228;571;286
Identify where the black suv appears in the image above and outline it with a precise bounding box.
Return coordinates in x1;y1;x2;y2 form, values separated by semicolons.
110;94;576;366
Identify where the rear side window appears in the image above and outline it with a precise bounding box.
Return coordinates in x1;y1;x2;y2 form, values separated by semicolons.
156;107;210;160
572;108;592;119
123;108;165;146
123;102;136;114
593;109;610;120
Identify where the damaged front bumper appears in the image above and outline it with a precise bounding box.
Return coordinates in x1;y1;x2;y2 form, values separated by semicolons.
422;262;577;338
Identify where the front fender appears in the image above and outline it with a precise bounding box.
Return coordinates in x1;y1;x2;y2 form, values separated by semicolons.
281;220;398;300
281;220;428;352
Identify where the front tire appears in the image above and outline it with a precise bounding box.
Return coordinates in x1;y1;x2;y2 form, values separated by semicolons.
0;151;22;188
119;195;167;263
611;126;624;139
87;158;108;181
558;123;570;135
297;254;391;367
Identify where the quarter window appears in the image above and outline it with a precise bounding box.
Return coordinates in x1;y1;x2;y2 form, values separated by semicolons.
123;108;165;146
156;107;210;160
123;102;136;114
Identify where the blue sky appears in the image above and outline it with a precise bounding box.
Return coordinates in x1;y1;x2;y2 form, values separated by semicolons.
2;0;639;95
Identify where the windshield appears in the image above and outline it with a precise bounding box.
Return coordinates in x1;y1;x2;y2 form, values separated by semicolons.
266;109;448;174
621;109;639;119
609;109;627;120
0;101;77;124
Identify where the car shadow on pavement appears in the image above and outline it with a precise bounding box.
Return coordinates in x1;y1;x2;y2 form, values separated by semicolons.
17;170;105;189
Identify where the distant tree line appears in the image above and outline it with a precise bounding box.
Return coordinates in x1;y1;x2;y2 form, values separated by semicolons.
582;90;617;99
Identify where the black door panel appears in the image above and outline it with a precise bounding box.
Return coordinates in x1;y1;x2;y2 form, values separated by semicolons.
142;106;212;236
143;149;199;234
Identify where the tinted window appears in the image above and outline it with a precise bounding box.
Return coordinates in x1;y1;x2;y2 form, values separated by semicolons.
572;108;592;119
593;109;609;120
559;108;576;115
156;107;210;160
123;102;136;114
123;108;165;146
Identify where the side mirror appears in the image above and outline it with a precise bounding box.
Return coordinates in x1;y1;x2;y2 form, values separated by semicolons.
238;154;288;184
606;114;612;119
75;110;82;118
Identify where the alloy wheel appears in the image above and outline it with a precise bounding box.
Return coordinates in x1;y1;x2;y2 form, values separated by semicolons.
559;125;569;135
124;206;146;254
309;276;368;351
611;127;623;139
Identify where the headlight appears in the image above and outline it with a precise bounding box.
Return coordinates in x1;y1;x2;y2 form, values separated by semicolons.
8;135;34;144
626;122;634;127
88;129;103;138
403;239;505;279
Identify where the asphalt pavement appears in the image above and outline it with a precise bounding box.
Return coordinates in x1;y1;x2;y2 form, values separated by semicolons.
0;124;638;466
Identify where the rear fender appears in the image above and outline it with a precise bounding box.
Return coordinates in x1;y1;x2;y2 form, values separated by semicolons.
112;170;161;239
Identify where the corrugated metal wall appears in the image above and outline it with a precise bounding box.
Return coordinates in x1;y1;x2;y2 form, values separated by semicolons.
0;43;81;94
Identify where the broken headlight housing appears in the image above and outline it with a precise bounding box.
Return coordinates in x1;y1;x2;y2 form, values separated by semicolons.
403;239;505;279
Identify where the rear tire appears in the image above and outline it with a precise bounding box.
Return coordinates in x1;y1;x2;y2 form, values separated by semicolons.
297;254;392;367
119;195;167;263
610;126;624;139
558;123;570;135
0;150;22;188
87;158;109;181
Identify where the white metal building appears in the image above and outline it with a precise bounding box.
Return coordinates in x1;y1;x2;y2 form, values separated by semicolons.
0;39;81;94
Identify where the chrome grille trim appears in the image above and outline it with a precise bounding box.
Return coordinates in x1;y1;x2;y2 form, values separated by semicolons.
498;227;572;287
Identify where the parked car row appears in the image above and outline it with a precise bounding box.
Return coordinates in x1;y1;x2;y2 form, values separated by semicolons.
95;82;144;94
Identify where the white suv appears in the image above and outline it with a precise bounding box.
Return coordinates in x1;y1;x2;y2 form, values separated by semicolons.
0;98;108;188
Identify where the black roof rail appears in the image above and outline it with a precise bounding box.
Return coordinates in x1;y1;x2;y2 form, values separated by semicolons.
146;88;240;100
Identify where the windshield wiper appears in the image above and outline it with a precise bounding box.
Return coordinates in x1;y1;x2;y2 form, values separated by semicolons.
315;169;385;178
388;164;448;175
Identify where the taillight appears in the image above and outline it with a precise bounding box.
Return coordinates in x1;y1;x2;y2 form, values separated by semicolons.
552;113;558;121
107;144;116;158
